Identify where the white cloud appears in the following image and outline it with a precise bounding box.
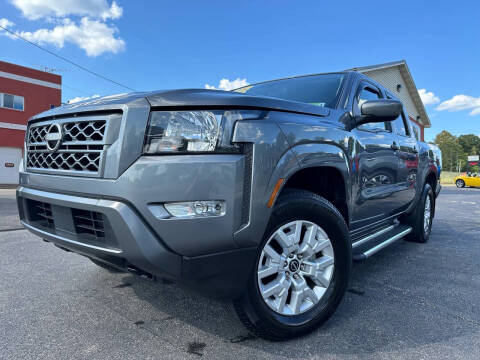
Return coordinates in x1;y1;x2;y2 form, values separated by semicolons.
10;0;123;20
0;18;15;28
13;17;125;57
205;78;249;91
436;94;480;116
418;89;440;106
67;94;100;104
3;1;125;56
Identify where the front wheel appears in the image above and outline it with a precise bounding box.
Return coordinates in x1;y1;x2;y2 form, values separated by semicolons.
234;190;351;340
456;179;465;188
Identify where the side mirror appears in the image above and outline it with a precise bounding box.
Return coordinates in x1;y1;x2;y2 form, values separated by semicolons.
356;99;402;126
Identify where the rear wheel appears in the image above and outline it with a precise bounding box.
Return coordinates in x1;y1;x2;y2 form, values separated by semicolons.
456;179;465;188
234;190;351;340
402;184;434;243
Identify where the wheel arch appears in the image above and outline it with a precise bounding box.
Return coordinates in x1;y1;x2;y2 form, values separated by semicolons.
234;142;351;248
425;171;438;194
271;143;351;226
405;169;439;217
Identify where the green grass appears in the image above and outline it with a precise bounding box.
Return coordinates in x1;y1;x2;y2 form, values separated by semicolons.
440;171;461;184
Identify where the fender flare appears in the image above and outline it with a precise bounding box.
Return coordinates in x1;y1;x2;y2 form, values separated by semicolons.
267;142;351;213
234;141;351;248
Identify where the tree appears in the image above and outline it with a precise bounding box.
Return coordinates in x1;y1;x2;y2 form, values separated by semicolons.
434;131;464;172
458;134;480;156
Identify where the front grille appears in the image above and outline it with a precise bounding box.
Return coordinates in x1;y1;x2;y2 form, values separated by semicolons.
26;118;107;176
72;208;105;239
28;120;106;144
27;199;55;229
27;152;101;172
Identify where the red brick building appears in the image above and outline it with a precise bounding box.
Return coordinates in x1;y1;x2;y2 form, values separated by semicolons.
0;61;61;183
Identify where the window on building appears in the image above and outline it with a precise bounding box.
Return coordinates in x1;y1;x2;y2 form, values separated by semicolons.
13;96;24;110
3;94;14;108
1;93;24;111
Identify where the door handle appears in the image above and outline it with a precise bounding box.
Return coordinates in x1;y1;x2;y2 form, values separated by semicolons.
391;142;399;151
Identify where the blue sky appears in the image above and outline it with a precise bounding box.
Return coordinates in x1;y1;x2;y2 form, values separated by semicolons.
1;0;479;141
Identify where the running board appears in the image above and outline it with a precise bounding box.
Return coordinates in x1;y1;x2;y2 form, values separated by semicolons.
352;224;412;261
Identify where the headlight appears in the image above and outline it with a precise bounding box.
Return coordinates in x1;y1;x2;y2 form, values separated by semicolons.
143;110;265;154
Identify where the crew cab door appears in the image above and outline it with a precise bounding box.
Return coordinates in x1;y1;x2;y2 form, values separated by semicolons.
388;95;418;209
350;82;402;229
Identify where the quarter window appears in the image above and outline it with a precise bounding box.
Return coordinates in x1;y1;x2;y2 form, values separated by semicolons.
1;93;24;111
391;112;410;137
410;121;421;140
386;95;410;137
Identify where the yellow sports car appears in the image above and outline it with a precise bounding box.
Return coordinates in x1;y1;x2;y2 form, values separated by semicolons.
454;173;480;188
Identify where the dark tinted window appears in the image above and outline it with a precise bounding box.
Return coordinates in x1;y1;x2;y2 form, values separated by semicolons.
234;73;345;109
356;87;387;131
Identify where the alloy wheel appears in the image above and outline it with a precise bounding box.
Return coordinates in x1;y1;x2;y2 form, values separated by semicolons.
256;220;335;316
423;196;431;235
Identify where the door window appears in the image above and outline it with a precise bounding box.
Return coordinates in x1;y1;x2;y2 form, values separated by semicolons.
356;87;387;131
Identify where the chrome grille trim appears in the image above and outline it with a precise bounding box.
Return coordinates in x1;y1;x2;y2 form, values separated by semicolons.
26;116;112;177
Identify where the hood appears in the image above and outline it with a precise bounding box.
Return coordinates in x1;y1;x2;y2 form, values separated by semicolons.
146;89;330;117
30;89;329;121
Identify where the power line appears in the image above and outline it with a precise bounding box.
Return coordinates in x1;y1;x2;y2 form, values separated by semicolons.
62;83;94;96
0;24;137;92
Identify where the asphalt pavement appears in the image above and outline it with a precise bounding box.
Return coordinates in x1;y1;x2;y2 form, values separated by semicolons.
0;186;479;359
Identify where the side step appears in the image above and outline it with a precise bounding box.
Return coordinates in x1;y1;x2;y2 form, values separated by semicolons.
352;224;412;261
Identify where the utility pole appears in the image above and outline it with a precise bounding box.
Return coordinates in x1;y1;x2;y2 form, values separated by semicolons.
450;149;453;172
456;151;459;172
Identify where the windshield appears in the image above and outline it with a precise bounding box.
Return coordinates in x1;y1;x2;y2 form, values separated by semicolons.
234;73;346;109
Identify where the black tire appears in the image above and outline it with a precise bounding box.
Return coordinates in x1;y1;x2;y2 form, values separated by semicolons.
456;179;465;188
234;190;351;340
402;183;434;243
90;258;125;273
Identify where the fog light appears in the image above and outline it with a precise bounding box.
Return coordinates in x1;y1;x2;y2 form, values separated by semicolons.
164;201;226;218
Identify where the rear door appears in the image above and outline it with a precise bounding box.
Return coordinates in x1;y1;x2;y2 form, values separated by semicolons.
387;94;418;210
350;82;402;228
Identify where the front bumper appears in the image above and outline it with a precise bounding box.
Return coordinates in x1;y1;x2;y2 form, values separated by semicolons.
17;154;258;299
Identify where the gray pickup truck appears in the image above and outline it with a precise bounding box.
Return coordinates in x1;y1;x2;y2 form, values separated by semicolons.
17;71;440;340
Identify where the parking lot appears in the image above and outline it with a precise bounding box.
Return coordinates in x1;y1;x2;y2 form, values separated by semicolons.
1;187;479;359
